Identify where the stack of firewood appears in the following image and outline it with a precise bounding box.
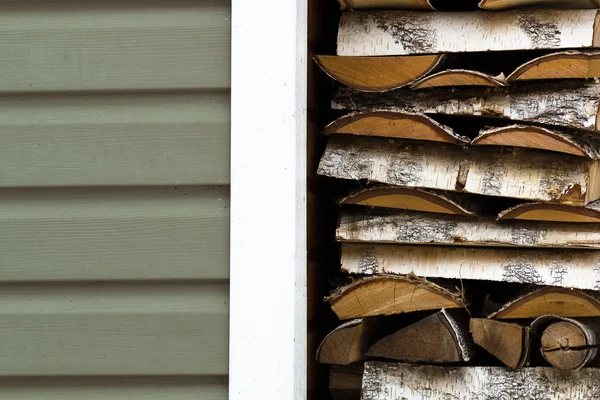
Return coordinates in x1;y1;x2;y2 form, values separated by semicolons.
315;0;600;399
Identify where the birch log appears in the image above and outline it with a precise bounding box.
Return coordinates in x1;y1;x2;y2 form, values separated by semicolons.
332;82;600;132
489;287;600;319
361;362;600;400
326;275;466;320
411;70;506;90
318;136;599;205
339;0;436;10
538;317;600;370
470;319;529;369
480;0;600;10
324;111;468;144
340;187;481;216
508;51;600;82
338;10;600;56
317;318;375;365
341;243;600;290
314;55;445;92
336;209;600;249
498;200;600;222
366;309;475;363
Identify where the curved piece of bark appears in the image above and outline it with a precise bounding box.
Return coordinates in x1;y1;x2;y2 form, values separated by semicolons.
367;309;475;363
329;365;363;400
315;55;445;92
317;136;599;205
324;111;468;144
337;208;600;249
339;0;436;10
472;125;600;158
317;319;374;365
361;361;600;400
480;0;600;11
338;10;600;56
340;243;600;290
498;200;600;222
325;275;465;320
508;51;600;82
411;70;506;90
332;82;600;132
489;287;600;319
340;187;480;216
539;317;600;370
469;319;529;369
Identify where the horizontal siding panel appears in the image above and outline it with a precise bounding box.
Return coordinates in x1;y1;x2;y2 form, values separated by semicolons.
0;282;228;375
0;186;229;281
0;92;230;186
0;377;227;400
0;0;230;91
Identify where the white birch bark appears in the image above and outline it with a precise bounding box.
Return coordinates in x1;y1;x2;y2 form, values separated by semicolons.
341;243;600;290
337;209;600;248
362;361;600;400
338;10;600;56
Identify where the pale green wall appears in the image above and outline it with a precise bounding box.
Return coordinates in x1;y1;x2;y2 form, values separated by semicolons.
0;0;230;398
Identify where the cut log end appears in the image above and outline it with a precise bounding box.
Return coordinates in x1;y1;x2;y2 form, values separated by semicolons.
470;319;528;369
411;70;506;90
317;318;373;365
541;321;593;370
339;0;435;10
507;51;600;82
498;202;600;223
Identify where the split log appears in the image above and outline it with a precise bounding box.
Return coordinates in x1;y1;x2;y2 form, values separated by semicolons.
498;200;600;223
338;10;600;56
314;55;445;92
411;70;506;90
340;243;600;290
340;187;480;216
318;136;600;205
317;319;374;365
339;0;436;10
336;208;600;249
367;309;475;363
471;125;600;159
508;51;600;82
480;0;600;11
490;287;600;319
361;361;600;400
325;275;466;320
539;317;600;370
332;82;600;132
323;111;468;144
470;319;529;369
330;365;363;400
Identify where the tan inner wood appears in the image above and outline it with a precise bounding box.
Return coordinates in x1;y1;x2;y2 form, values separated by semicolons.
541;321;590;370
315;55;442;91
510;57;589;81
508;208;600;223
348;193;456;214
319;321;369;365
470;319;526;369
342;0;434;9
472;128;586;157
413;71;501;89
495;292;600;319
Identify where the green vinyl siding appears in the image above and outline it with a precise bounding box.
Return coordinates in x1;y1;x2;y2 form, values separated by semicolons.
0;0;230;396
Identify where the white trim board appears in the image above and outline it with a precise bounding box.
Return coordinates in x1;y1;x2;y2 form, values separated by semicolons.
230;0;308;399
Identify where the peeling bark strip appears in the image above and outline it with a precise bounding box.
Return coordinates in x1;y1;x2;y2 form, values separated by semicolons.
470;319;529;369
361;361;600;400
489;287;600;319
337;208;600;248
314;55;445;92
332;82;600;131
340;187;481;216
339;0;435;10
498;200;600;222
411;70;507;90
324;111;468;144
480;0;600;11
325;275;465;320
317;136;599;205
508;50;600;82
367;309;475;363
338;10;600;56
341;243;600;290
472;125;600;159
317;318;374;365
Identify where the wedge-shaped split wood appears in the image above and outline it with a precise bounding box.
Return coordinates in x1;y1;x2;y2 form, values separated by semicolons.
329;365;363;400
340;187;480;216
472;125;600;158
317;318;374;365
411;70;506;90
341;244;600;290
498;200;600;223
339;0;436;10
508;51;600;82
315;55;445;92
338;10;600;56
318;136;600;205
480;0;600;10
361;361;600;400
324;112;468;144
326;275;466;320
490;287;600;319
337;209;600;248
367;309;475;363
470;319;529;369
332;82;600;132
